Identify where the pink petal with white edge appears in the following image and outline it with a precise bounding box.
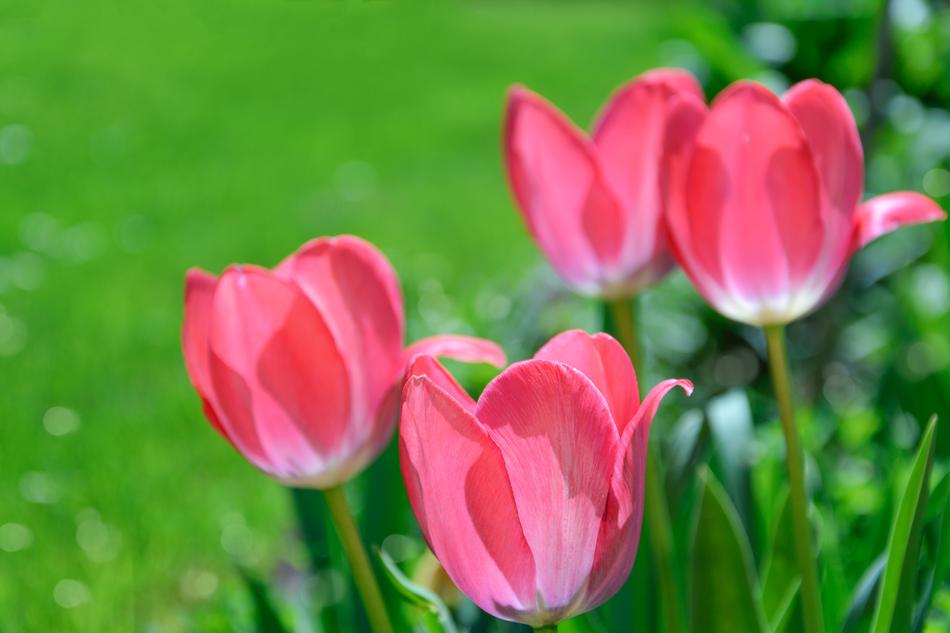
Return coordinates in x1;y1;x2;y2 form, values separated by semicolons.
853;192;946;250
534;330;639;432
505;86;622;290
476;360;618;613
690;82;823;307
207;266;350;480
592;69;703;279
400;376;536;621
281;236;404;439
584;378;693;607
404;335;506;369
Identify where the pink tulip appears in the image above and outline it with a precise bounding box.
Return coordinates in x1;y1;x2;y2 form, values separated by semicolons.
504;69;704;298
399;330;691;626
182;235;506;488
664;79;946;326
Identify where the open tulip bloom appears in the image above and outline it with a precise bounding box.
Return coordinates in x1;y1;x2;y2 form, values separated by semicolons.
399;330;692;627
661;78;945;633
505;69;704;298
181;235;506;488
663;78;946;326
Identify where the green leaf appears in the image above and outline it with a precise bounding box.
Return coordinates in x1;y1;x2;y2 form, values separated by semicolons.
842;554;886;632
376;546;459;633
913;470;950;631
288;488;344;631
559;614;604;633
707;390;755;531
870;415;938;633
760;492;799;633
237;568;291;633
689;467;768;633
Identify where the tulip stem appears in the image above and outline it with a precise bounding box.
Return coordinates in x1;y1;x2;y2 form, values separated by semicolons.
763;325;824;633
606;296;640;369
533;626;558;632
605;296;682;633
323;485;395;633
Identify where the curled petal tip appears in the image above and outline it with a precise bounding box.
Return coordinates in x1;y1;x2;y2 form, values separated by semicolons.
854;191;947;250
404;335;506;368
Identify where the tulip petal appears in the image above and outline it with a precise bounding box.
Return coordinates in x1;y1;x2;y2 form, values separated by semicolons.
405;354;476;412
592;69;703;279
283;236;404;440
400;376;536;620
853;192;946;250
663;94;734;305
614;378;693;523
505;86;622;290
182;268;234;442
476;360;618;611
182;268;217;394
584;378;693;607
208;266;350;479
690;82;823;314
404;335;507;369
784;80;864;282
783;79;863;218
534;330;638;432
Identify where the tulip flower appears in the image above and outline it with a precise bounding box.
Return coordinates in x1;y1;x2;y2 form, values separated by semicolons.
182;235;505;633
504;69;703;298
663;79;946;327
663;79;945;633
181;235;506;488
399;330;691;627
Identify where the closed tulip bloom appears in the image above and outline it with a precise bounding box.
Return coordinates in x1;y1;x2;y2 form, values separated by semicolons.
664;79;946;326
182;235;505;489
399;330;691;626
504;69;704;298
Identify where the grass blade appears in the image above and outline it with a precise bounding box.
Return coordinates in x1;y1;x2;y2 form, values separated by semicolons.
690;467;768;633
870;415;938;633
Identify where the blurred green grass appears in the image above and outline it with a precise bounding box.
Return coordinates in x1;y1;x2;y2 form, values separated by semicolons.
0;1;694;630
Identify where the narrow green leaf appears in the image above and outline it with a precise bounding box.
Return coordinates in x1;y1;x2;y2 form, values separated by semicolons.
843;555;887;633
761;491;799;633
288;487;343;631
376;546;459;633
706;390;755;531
913;470;950;631
769;581;800;633
237;568;291;633
870;415;938;633
817;507;849;633
689;467;768;633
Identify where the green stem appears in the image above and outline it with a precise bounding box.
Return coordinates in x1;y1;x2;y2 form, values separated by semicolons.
606;297;681;633
763;325;825;633
606;296;640;370
533;626;558;632
323;486;395;633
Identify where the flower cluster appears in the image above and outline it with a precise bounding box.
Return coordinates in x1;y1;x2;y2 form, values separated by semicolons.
182;70;944;629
